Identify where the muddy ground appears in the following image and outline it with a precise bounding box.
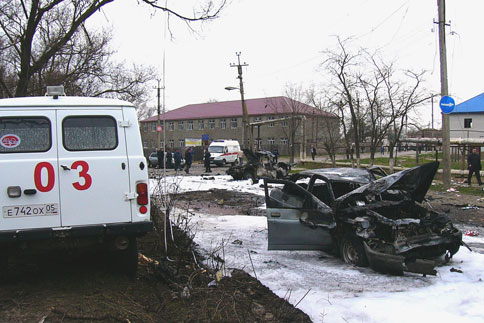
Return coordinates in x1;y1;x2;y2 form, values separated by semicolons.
1;184;483;322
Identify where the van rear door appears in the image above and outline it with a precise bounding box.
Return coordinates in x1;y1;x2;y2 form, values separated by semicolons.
0;111;61;230
56;110;131;226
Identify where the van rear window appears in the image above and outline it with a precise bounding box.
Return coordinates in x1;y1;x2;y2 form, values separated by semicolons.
63;116;117;151
0;117;51;153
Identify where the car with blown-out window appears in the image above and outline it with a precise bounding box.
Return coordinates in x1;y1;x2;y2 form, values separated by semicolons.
263;162;462;275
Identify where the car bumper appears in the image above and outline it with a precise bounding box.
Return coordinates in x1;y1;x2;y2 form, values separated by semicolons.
364;242;437;276
0;221;153;243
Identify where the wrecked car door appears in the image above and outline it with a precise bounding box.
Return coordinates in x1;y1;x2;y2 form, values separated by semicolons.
264;178;335;251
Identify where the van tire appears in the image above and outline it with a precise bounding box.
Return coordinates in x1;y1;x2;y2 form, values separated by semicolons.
0;248;7;281
116;237;138;277
221;159;226;166
340;233;368;267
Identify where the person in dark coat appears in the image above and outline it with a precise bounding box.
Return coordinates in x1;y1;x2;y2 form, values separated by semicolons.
204;149;212;173
467;148;482;186
174;149;182;171
184;147;193;174
157;148;164;169
272;149;279;164
166;149;173;169
311;146;317;160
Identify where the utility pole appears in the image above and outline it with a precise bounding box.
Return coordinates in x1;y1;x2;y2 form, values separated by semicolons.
230;52;251;150
155;80;163;150
437;0;451;189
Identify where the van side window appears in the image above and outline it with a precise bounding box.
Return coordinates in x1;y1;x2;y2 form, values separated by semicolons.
0;117;51;153
63;116;117;151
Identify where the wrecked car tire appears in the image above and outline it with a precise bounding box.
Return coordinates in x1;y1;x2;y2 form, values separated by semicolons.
340;233;368;267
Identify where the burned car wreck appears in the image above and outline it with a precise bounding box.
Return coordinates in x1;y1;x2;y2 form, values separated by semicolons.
263;162;462;275
227;149;292;182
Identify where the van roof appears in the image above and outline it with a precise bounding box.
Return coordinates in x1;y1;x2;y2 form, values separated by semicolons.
0;96;135;109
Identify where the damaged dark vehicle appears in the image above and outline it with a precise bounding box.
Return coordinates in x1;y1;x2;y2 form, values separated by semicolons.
263;162;462;275
227;149;292;182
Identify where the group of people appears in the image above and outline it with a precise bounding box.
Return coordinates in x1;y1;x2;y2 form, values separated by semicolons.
156;147;193;174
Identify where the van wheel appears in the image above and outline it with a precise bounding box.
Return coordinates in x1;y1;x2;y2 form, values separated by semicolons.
116;237;138;277
0;248;8;281
340;233;368;267
221;159;226;166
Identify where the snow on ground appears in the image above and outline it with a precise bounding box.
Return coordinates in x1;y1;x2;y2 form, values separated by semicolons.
156;175;484;323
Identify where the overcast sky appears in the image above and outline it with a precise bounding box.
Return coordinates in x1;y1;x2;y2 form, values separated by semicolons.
92;0;484;127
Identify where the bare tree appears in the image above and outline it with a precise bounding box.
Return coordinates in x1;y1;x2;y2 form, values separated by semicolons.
0;0;227;98
322;37;364;167
265;85;309;163
307;89;341;166
322;38;429;170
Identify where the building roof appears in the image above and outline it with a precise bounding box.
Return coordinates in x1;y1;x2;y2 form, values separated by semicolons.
141;96;333;122
452;92;484;114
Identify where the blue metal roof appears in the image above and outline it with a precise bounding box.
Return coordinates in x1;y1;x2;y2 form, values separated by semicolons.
452;92;484;114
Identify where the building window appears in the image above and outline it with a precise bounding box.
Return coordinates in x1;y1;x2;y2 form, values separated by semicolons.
187;120;193;130
160;140;165;148
143;123;148;132
199;120;204;129
268;137;275;145
151;140;155;148
254;116;262;122
209;119;215;129
178;139;184;147
231;118;238;128
178;121;184;130
150;123;154;132
281;115;288;127
220;119;226;129
464;118;472;128
169;121;174;131
143;141;148;148
255;138;262;147
280;137;288;144
268;116;275;128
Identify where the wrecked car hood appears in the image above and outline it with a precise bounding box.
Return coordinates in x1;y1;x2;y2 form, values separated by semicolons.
336;161;439;204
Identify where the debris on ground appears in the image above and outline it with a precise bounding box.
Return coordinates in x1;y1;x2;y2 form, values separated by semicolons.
465;230;480;236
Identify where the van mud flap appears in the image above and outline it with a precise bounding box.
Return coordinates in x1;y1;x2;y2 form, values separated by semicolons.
364;242;437;276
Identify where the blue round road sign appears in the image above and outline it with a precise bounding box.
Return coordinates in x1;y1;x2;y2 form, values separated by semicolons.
439;96;455;114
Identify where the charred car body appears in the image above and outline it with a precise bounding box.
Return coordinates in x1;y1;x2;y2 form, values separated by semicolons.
263;162;462;275
227;149;292;182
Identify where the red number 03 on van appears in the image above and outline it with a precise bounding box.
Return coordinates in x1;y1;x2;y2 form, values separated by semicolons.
34;161;92;192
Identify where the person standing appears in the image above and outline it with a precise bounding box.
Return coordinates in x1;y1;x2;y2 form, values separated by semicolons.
184;147;193;174
174;149;182;171
166;149;173;169
204;148;212;173
467;148;482;186
311;146;317;161
272;149;279;164
157;148;164;169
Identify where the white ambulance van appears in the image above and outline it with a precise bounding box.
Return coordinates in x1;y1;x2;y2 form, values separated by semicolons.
0;86;151;275
208;139;241;166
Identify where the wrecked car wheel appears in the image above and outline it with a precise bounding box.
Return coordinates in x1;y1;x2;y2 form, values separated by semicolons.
340;234;368;267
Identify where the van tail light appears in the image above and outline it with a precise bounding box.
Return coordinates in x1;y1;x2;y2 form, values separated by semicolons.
136;183;148;205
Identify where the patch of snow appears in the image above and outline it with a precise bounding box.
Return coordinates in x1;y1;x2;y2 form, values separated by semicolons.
168;175;484;322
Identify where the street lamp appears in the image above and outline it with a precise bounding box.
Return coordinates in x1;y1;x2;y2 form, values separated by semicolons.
225;86;251;150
